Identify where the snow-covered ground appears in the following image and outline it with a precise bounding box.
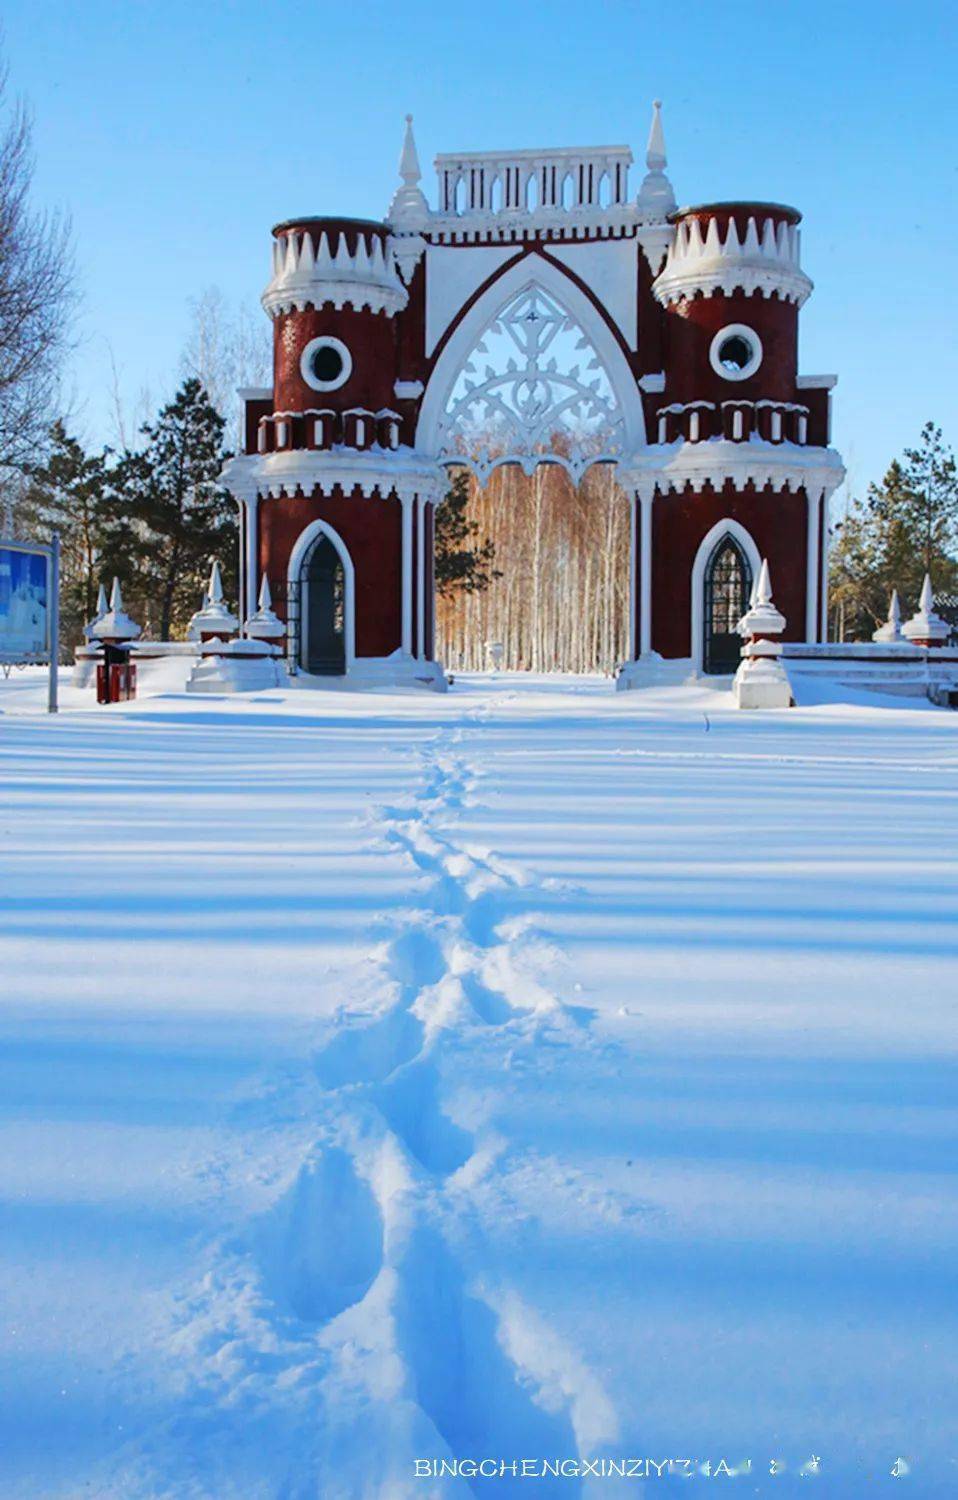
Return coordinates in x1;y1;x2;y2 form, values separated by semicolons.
1;670;956;1497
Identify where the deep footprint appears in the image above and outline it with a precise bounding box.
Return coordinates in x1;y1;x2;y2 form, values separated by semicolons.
258;1146;383;1323
392;1222;581;1494
373;1055;474;1177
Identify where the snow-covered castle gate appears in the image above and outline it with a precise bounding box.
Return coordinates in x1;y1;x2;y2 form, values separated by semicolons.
219;107;844;689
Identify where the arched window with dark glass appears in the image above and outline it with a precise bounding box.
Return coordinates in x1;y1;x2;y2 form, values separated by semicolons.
703;535;752;674
301;533;346;675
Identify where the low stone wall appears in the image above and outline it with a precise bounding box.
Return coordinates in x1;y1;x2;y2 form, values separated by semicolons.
781;642;958;698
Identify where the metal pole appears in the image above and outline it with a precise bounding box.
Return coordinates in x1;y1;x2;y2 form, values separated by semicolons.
48;531;60;714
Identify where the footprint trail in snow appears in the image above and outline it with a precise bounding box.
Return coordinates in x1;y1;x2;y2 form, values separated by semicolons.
123;713;617;1499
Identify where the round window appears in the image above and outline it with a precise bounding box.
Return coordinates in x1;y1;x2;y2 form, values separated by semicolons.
300;335;352;393
709;324;763;382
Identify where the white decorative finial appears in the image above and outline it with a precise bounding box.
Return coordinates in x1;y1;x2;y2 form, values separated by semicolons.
636;99;676;268
733;554;790;708
647;99;667;171
737;557;785;641
208;559;224;605
902;572;949;645
84;581;111;641
90;576;141;642
244;571;284;643
872;588;904;643
919;573;934;613
399;114;421;186
388;113;430;230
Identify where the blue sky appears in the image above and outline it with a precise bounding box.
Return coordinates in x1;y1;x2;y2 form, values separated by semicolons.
6;0;958;502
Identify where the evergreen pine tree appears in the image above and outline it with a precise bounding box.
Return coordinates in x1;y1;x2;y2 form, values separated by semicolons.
830;425;958;638
115;379;236;639
27;422;112;648
900;423;958;579
434;469;500;598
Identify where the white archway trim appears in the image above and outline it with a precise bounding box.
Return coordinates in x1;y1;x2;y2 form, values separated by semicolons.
690;517;761;675
287;518;356;673
415;251;646;467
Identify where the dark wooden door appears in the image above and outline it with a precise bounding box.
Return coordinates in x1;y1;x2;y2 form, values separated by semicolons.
304;536;345;675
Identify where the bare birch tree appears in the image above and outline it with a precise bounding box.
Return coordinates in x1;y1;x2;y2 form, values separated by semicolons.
0;60;75;489
437;461;630;675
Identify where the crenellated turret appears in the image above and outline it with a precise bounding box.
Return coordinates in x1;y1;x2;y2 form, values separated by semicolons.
653;203;811;308
262;219;407;319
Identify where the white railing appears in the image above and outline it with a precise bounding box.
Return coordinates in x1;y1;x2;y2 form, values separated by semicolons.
434;146;633;217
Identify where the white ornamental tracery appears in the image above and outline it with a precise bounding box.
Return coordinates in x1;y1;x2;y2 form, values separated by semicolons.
437;282;627;483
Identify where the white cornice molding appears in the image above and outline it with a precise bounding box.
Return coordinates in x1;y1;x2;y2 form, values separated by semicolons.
219;448;445;503
620;439;845;496
796;374;838;390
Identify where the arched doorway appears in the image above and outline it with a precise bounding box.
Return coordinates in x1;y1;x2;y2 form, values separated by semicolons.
703;535;752;674
417;256;644;674
301;533;346;675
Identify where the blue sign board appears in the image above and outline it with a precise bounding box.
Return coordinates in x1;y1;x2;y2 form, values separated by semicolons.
0;543;49;660
0;536;60;711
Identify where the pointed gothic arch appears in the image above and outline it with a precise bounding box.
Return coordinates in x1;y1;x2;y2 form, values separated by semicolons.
690;518;761;675
287;518;356;674
416;253;645;483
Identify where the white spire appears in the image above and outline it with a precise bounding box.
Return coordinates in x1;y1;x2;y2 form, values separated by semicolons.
244;571;284;642
902;572;949;645
83;581;111;641
208;559;224;605
737;557;786;640
872;588;904;643
399;113;421;186
636;98;676;252
733;554;791;708
646;98;667;171
90;576;141;642
919;573;934;614
388;113;430;228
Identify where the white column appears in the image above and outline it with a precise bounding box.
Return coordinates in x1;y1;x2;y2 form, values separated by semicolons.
820;488;832;641
639;485;654;657
245;495;259;624
416;495;425;660
400;492;413;656
805;488;823;643
628;492;638;661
